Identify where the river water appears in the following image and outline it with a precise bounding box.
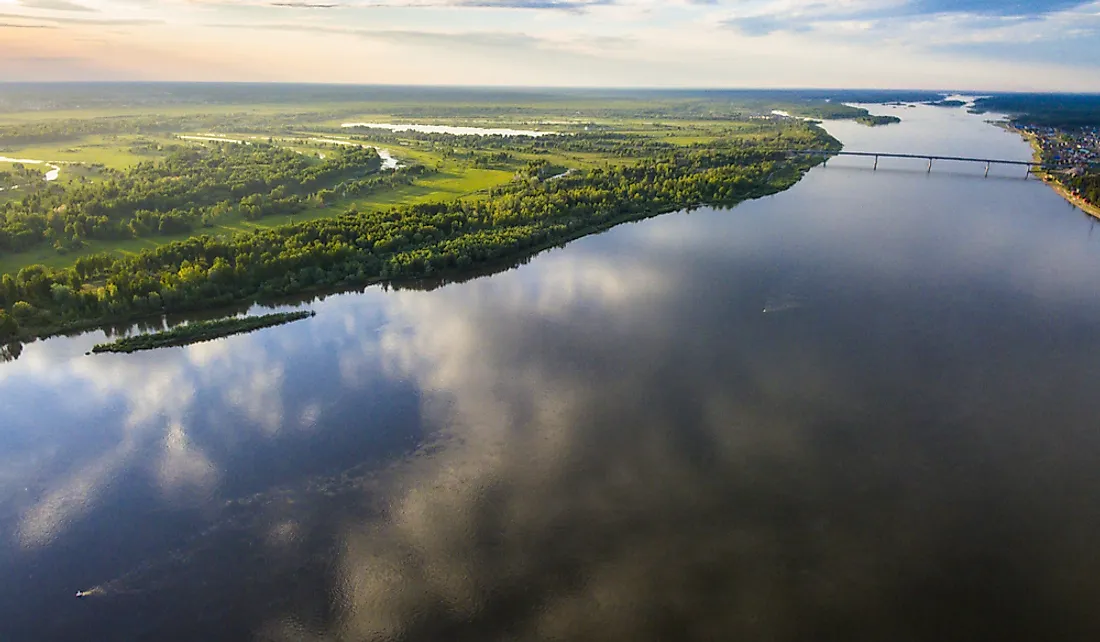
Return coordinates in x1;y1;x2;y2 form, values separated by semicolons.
4;103;1100;641
0;155;62;187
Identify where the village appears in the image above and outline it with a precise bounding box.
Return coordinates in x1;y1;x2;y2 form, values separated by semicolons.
1019;124;1100;173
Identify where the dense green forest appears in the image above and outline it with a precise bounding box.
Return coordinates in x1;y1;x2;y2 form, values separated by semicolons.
1065;172;1100;208
0;130;835;344
0;143;382;253
855;115;902;126
971;94;1100;129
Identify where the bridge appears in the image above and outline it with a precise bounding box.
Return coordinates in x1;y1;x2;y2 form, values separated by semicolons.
788;150;1044;178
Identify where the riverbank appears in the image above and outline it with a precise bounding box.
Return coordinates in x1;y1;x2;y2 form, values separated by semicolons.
1013;126;1100;220
3;150;828;347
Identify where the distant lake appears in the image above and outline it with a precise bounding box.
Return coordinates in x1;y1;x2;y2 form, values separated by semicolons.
341;122;553;137
4;103;1100;641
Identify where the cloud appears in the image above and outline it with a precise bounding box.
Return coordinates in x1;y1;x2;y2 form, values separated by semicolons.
18;0;96;11
910;0;1088;17
0;11;162;24
205;21;546;49
0;0;1097;88
188;0;614;10
714;0;1100;62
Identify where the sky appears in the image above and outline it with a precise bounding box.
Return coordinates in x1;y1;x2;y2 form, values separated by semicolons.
0;0;1098;90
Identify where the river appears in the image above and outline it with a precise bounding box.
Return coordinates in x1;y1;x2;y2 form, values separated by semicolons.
3;103;1100;641
0;156;62;188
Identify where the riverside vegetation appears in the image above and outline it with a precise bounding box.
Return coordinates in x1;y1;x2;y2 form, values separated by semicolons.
0;86;850;349
91;310;315;353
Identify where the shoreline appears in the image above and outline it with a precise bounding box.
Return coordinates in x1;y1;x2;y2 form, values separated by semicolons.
1012;126;1100;220
5;159;824;347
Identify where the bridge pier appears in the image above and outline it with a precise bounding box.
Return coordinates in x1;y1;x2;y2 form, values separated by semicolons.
985;162;990;178
873;155;878;171
927;158;932;173
1025;167;1031;180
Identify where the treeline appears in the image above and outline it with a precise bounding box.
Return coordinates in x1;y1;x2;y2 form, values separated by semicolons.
0;111;346;146
0;140;833;343
1064;172;1100;208
971;94;1100;129
342;120;822;159
341;128;679;158
0;143;382;253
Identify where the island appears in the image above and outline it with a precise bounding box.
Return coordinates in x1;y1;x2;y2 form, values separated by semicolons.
91;310;316;353
925;99;967;108
855;115;902;127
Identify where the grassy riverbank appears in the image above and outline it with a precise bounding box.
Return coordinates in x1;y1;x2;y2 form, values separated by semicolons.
91;310;315;353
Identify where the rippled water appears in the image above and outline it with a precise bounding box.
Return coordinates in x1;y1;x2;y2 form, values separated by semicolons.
4;104;1100;641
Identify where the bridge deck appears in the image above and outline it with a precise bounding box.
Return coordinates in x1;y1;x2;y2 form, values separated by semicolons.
792;150;1041;167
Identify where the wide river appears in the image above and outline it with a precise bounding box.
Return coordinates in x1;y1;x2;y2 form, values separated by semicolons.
4;103;1100;641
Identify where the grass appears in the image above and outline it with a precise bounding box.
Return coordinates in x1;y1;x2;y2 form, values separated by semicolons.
0;134;173;169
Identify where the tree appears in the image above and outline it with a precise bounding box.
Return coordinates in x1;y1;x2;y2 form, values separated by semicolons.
0;309;17;341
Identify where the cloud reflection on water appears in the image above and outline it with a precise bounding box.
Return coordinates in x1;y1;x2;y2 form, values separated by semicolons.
313;216;1100;640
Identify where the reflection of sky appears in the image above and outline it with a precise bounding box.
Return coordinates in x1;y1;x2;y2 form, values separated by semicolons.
0;293;413;555
5;104;1100;639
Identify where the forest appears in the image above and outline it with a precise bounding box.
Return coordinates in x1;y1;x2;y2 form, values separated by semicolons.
1065;172;1100;208
0;129;836;344
854;115;902;127
0;143;382;253
971;94;1100;129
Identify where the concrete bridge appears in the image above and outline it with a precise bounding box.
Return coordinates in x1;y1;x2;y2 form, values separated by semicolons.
789;150;1044;178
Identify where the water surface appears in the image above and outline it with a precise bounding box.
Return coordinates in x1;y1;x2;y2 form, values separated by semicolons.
3;104;1100;641
0;155;61;184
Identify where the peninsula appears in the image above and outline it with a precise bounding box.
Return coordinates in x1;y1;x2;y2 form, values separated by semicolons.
0;87;849;346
